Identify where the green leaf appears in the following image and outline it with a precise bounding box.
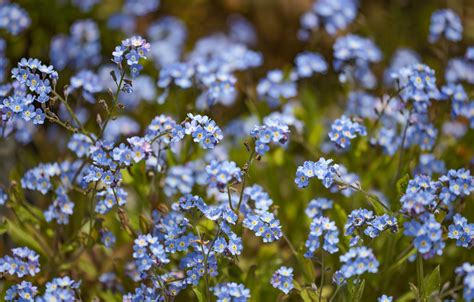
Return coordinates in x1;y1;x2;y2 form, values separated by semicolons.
245;265;257;292
192;288;206;302
296;253;316;283
423;265;440;300
386;247;416;274
300;288;319;302
6;218;49;256
353;279;365;302
409;282;421;301
0;219;8;235
396;174;410;196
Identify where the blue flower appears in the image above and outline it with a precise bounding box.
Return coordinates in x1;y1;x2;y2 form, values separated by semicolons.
447;214;473;248
185;113;224;149
257;69;297;107
328;115;367;149
298;0;358;38
158;62;194;89
0;3;31;35
378;295;393;302
101;230;117;248
305;215;340;256
295;158;340;189
346;91;378;119
38;276;81;301
113;36;150;78
415;154;446;176
0;247;40;278
8;58;57;124
404;213;445;259
294;52;327;78
439;168;474;197
250;118;290;155
345;209;398;244
50;20;101;70
384;48;420;86
44;187;75;224
455;263;474;302
5;281;38;301
333;34;382;88
123;0;160;16
305;198;333;219
271;266;294;294
429;9;463;43
67;70;103;103
0;188;7;205
206;160;242;191
212;282;250;302
395;63;440;108
334;246;379;283
133;234;170;273
147;16;187;67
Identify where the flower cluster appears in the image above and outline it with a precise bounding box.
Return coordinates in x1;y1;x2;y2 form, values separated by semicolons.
206;160;243;191
298;0;358;38
44;187;75;224
395;63;440;108
0;247;40;278
4;58;58;125
124;0;160;16
243;210;282;243
0;3;31;35
39;277;81;301
158;62;194;90
448;214;473;248
294;51;327;78
305;197;333;218
50;20;101;70
428;9;463;43
132;234;170;273
145;114;185;147
439;168;474;203
112;36;150;78
455;263;474;302
271;266;294;294
1;1;474;301
305;215;339;256
295;158;340;188
333;246;379;284
399;174;438;216
212;282;250;302
404;213;445;259
5;281;38;301
250;118;290;155
333;34;382;88
257;70;297;107
184;113;224;149
415;154;446;176
67;70;103;103
328;115;367;149
345;209;398;244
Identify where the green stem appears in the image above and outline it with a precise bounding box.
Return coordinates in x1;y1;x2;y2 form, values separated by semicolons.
100;70;125;137
235;150;255;214
329;286;342;302
417;254;424;298
227;184;235;211
319;252;325;302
